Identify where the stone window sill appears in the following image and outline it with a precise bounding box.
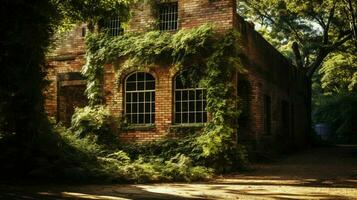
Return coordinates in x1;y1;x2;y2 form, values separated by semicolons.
121;124;156;131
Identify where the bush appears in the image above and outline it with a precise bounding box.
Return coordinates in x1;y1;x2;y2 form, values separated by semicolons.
54;125;213;183
70;106;116;143
120;134;249;173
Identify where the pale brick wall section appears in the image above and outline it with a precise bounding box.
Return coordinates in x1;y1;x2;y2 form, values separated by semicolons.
49;25;86;57
127;3;156;32
180;0;235;30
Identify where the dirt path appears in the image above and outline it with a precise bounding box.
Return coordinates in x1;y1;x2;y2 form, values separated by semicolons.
1;145;357;200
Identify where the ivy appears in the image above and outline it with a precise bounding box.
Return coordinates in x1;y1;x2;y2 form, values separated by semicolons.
83;24;246;170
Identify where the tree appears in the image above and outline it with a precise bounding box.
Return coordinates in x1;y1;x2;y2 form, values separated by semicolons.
319;52;357;93
238;0;357;79
0;0;132;142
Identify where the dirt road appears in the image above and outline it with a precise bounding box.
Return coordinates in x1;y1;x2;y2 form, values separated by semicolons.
1;145;357;199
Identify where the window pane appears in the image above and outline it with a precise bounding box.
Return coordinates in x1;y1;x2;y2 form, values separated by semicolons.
151;103;155;111
175;91;181;101
182;113;188;123
145;114;151;124
133;93;138;102
175;113;181;124
139;114;144;124
196;101;202;111
175;102;181;111
146;74;155;81
126;82;136;91
145;103;151;112
137;72;145;81
145;92;151;101
139;93;144;102
127;74;136;82
182;91;188;100
147;81;155;90
189;102;195;112
196;113;203;123
132;103;138;113
138;82;145;90
189;113;195;123
196;90;202;99
182;102;188;112
189;91;195;100
139;103;144;113
126;93;132;102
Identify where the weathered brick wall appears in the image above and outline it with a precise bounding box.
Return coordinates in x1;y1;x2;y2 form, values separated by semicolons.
235;15;309;151
45;55;86;119
128;0;235;32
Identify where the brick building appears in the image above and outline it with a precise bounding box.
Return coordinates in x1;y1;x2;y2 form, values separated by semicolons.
45;0;310;152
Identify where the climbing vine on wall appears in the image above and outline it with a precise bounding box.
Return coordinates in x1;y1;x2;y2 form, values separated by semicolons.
83;24;246;170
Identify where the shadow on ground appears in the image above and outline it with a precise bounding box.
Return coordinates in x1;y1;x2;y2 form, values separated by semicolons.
0;145;356;200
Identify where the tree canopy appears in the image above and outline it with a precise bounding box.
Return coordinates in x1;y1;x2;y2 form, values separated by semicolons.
238;0;357;79
0;0;133;141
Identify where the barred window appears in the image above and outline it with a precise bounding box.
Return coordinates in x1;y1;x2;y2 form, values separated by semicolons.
158;2;178;31
125;72;155;125
174;72;207;124
107;17;122;36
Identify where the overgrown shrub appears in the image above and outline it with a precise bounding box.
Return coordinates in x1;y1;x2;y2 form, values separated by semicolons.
70;106;116;143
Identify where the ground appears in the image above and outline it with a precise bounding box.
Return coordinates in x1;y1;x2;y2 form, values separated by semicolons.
1;145;357;200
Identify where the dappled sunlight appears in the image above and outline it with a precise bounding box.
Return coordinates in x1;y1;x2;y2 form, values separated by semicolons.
1;147;357;200
62;192;130;200
137;181;357;200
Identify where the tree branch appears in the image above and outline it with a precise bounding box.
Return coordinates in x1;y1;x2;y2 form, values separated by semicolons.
306;32;353;79
292;42;303;68
323;0;337;44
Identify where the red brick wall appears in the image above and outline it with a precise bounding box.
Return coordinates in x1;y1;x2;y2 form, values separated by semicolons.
235;15;309;151
45;55;86;119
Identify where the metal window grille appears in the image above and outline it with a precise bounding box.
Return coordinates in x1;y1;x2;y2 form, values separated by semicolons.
107;17;122;36
158;2;178;31
174;72;207;124
125;72;155;124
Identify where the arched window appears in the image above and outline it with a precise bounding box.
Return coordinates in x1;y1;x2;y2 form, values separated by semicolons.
125;72;155;124
174;71;207;124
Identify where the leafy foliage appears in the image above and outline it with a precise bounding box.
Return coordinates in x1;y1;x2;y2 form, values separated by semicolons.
238;0;356;78
313;93;357;141
71;106;111;137
319;52;357;93
0;0;59;142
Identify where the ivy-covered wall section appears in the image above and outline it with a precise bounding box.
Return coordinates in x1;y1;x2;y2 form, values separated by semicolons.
82;24;247;170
